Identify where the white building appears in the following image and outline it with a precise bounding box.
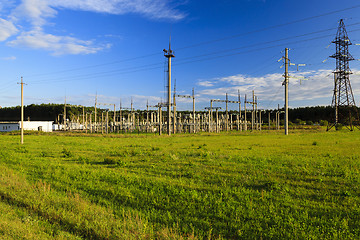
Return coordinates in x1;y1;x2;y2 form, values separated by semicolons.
0;121;53;132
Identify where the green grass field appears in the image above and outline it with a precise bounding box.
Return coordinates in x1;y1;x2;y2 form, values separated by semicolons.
0;129;360;239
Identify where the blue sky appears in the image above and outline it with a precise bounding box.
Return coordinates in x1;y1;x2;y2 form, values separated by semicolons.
1;0;360;111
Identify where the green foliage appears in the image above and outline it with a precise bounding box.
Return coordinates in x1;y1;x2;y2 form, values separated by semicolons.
320;120;329;126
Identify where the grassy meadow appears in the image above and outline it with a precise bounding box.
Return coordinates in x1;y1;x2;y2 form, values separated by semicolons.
0;129;360;239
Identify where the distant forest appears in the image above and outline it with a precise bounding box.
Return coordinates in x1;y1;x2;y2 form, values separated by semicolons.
0;103;350;124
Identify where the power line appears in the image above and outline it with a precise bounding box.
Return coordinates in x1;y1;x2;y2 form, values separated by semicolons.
176;4;360;51
21;4;360;79
29;27;354;84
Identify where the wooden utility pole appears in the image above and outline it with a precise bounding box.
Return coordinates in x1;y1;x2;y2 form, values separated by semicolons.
284;48;289;135
164;38;175;136
17;77;25;144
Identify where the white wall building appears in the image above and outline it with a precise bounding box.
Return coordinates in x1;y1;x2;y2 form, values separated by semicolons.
0;121;53;132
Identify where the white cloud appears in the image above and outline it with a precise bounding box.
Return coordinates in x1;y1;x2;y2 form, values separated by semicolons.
196;69;360;108
197;80;214;87
1;56;16;60
11;0;57;27
50;0;186;20
0;18;18;41
2;0;185;55
7;29;110;55
11;0;184;28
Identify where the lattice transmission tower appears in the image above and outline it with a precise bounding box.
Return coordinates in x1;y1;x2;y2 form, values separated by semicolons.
327;19;360;131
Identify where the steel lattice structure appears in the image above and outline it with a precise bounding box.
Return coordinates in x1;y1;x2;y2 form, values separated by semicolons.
327;19;360;131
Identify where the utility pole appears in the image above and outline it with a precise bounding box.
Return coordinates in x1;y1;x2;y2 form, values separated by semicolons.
17;77;26;144
164;38;175;136
173;80;177;134
284;48;289;135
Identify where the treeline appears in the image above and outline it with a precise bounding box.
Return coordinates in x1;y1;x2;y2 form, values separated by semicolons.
0;103;352;124
0;104;93;122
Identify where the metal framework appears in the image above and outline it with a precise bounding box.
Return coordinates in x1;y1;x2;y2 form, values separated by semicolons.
327;19;360;131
